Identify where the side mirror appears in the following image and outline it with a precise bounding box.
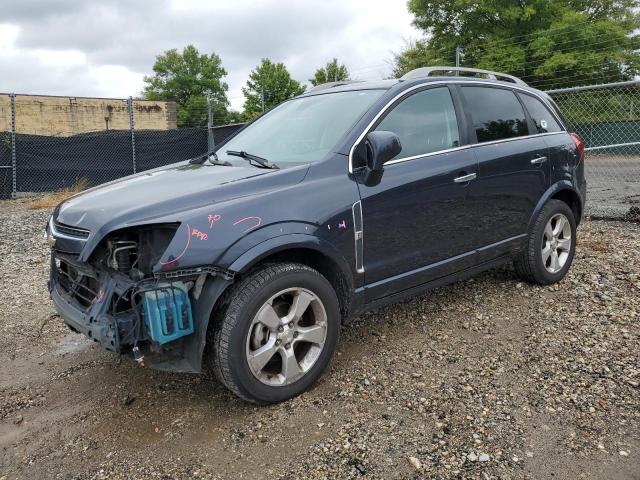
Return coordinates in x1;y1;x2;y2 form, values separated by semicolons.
361;131;402;187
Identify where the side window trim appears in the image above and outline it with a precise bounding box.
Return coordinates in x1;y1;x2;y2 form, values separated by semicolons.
447;85;471;146
369;85;463;163
517;92;567;134
451;83;477;144
515;91;538;136
347;81;568;173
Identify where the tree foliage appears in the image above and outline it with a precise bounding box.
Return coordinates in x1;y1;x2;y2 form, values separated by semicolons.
243;59;306;117
143;45;230;127
242;59;306;118
310;58;350;86
393;0;640;89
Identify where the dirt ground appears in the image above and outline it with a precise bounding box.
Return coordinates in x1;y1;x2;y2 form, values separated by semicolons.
0;199;638;480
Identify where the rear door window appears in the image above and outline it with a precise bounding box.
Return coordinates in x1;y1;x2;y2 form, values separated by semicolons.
518;93;563;134
461;86;528;143
374;87;460;160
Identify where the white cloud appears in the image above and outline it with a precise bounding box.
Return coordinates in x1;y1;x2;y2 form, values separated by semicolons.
1;1;421;110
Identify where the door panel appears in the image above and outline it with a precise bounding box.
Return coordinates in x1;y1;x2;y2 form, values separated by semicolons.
360;148;478;300
458;85;551;257
468;137;550;258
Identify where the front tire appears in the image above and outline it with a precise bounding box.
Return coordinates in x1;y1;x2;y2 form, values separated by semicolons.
210;263;340;404
514;199;577;285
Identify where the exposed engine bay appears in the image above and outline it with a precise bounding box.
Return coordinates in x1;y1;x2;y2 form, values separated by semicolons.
49;221;233;372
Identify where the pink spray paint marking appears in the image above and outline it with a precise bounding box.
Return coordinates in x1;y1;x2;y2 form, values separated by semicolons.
160;224;191;266
93;289;106;304
337;220;347;229
233;216;262;233
208;213;221;229
192;228;208;241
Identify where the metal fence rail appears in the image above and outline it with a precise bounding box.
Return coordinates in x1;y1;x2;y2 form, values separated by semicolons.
547;81;640;219
0;93;244;198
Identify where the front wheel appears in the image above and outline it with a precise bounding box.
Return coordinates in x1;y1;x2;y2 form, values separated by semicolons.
514;199;577;285
210;263;340;404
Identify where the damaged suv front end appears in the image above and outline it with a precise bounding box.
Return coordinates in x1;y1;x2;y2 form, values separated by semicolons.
43;153;314;373
47;215;235;372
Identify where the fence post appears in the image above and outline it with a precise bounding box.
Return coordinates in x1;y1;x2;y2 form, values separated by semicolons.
9;93;17;198
127;96;137;174
207;95;215;153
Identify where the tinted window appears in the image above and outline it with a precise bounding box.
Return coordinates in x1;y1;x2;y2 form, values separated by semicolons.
519;93;562;134
375;87;459;160
462;87;528;143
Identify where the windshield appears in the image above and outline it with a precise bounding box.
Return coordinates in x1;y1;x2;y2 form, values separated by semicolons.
217;89;385;166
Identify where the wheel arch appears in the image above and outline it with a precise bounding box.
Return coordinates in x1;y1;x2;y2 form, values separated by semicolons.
550;189;582;224
529;181;584;232
227;234;355;324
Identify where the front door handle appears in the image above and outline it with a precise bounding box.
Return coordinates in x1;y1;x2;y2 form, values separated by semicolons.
453;172;477;183
531;156;548;165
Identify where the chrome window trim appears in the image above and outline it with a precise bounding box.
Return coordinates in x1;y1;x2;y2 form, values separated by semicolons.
348;80;567;173
382;132;567;168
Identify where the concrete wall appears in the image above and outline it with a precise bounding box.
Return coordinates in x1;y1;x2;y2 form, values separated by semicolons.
0;94;177;135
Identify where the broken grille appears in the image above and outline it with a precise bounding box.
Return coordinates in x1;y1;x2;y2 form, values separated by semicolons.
56;258;100;309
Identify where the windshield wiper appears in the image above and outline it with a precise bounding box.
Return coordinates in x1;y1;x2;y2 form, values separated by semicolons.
189;151;232;166
226;150;279;169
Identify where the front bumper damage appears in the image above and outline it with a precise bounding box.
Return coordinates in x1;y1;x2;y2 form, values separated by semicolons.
49;250;233;373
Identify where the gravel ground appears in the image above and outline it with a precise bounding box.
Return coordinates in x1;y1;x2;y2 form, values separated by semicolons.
0;199;638;480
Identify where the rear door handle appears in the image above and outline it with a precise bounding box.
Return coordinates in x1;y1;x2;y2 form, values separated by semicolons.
531;156;547;165
453;172;477;183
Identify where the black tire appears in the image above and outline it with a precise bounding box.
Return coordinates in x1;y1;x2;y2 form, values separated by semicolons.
209;262;340;404
514;199;577;285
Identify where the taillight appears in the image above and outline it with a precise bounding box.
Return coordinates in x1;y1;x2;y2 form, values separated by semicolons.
570;132;585;161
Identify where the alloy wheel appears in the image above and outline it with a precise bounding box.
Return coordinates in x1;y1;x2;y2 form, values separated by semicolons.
245;287;328;386
542;213;572;274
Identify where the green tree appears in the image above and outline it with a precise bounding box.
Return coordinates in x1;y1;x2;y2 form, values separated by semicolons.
242;59;306;118
143;45;229;127
310;58;350;86
392;0;640;89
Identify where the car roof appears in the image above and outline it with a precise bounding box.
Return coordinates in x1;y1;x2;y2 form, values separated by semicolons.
299;79;399;97
299;76;547;99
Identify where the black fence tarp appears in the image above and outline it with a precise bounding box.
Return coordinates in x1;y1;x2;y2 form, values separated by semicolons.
0;123;244;196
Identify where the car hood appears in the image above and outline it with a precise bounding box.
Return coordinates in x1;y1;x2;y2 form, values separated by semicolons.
55;161;307;233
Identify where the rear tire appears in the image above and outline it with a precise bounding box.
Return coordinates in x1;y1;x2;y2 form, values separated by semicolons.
514;199;576;285
209;263;340;404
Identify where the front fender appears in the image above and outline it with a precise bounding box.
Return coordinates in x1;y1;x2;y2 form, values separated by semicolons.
225;231;353;282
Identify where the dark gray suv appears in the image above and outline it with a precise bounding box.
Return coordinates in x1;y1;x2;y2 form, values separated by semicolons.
47;66;586;403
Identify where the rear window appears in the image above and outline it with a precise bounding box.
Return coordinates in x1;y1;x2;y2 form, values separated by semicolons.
519;93;563;134
461;86;528;143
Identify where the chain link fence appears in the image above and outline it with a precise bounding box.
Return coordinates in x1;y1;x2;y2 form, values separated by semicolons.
0;93;244;198
547;81;640;219
1;85;639;219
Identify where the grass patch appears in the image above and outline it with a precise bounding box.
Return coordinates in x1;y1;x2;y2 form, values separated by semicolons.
29;178;88;210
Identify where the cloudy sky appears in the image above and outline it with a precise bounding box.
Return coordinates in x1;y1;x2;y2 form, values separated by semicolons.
0;0;421;110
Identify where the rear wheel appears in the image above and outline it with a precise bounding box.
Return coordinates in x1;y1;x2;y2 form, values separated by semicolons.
514;199;576;285
210;263;340;404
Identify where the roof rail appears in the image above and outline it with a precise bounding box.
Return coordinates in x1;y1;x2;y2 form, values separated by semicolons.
307;80;364;93
401;66;527;86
